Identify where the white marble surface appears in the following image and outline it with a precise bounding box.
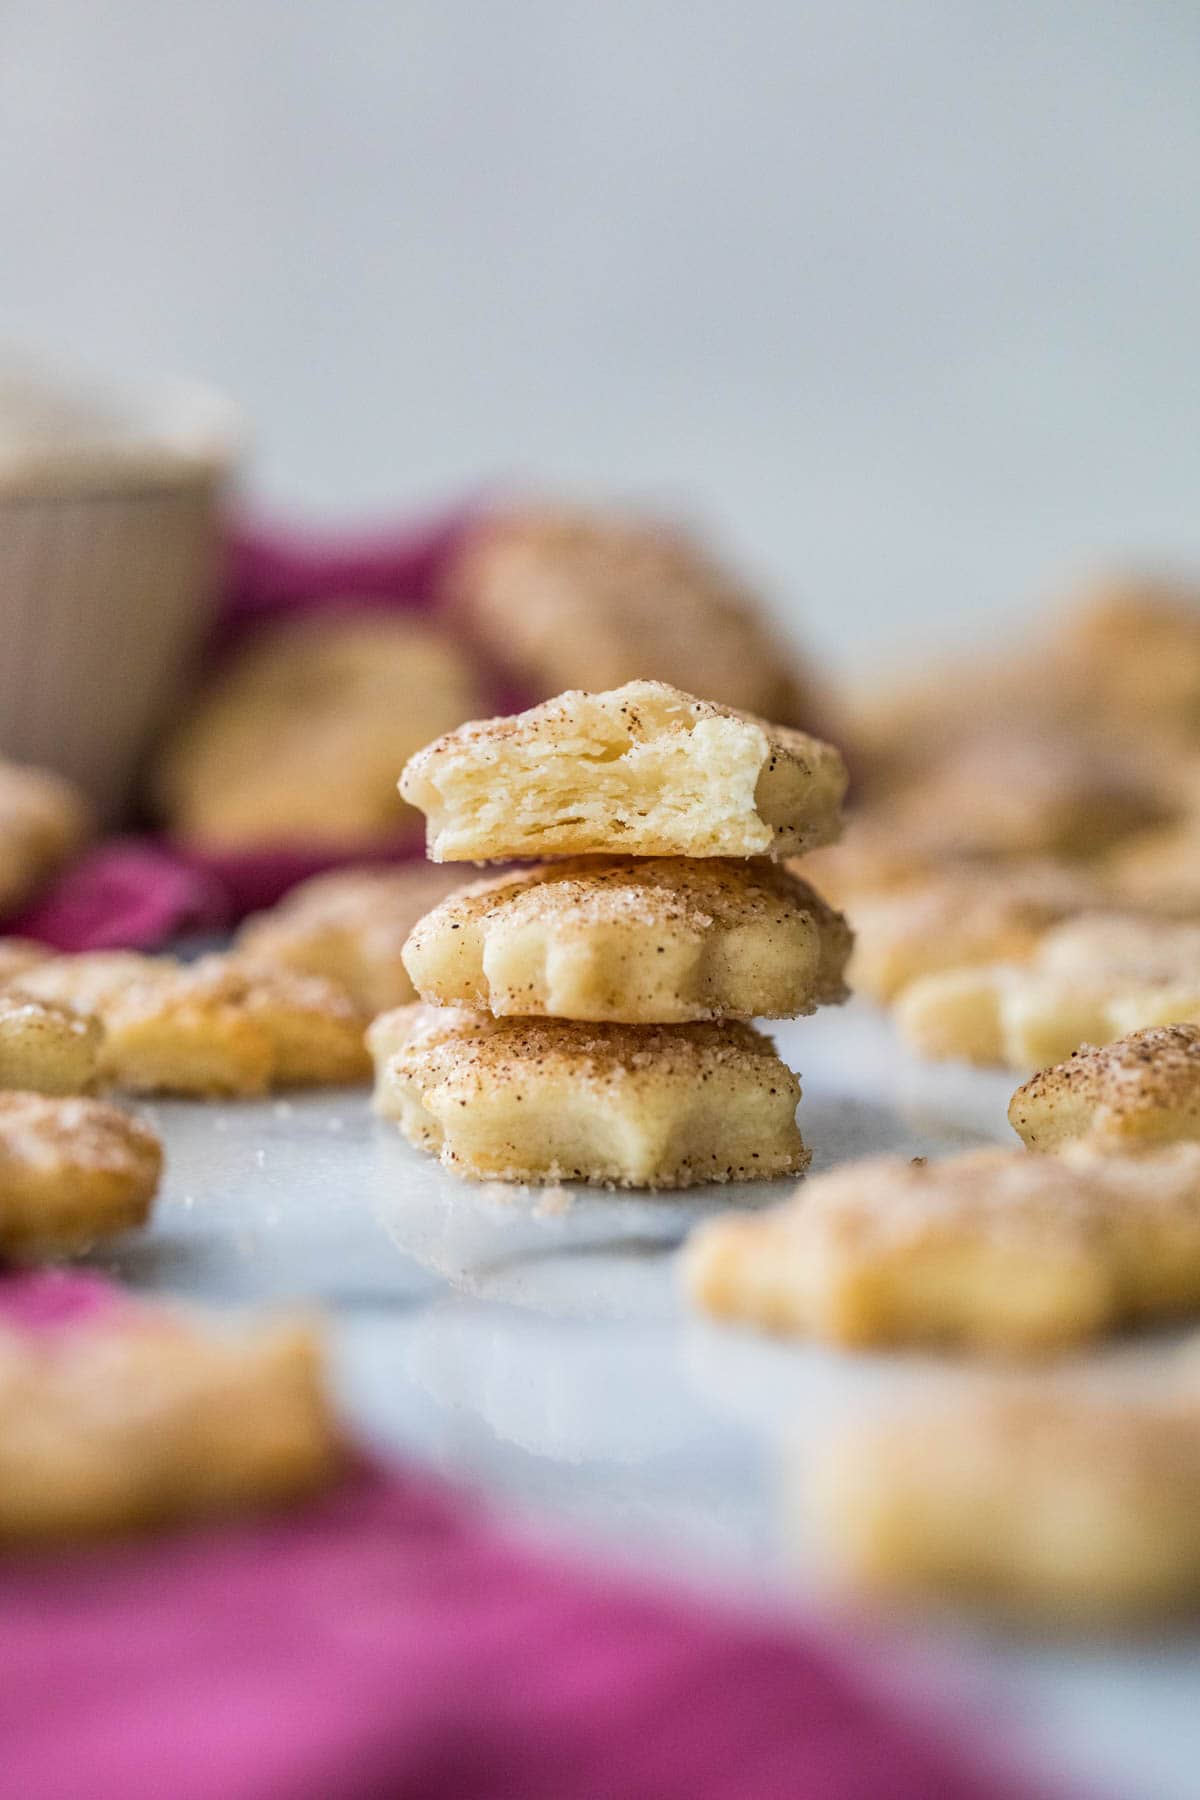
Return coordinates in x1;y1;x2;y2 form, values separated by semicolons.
92;999;1200;1800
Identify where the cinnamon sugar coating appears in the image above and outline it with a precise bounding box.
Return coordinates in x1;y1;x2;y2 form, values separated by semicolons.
403;856;851;1023
0;1093;161;1257
1011;1024;1200;1152
370;1003;807;1188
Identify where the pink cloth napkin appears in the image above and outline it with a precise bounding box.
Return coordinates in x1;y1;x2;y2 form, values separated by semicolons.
0;1278;1039;1800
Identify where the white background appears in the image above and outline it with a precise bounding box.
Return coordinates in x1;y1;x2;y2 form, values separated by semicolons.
3;0;1199;668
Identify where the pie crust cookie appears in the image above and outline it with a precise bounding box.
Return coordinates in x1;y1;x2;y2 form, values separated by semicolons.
18;953;369;1096
806;1384;1200;1626
879;729;1172;863
0;990;102;1095
1010;1024;1200;1154
0;1310;339;1541
1051;576;1200;741
402;857;851;1024
1107;814;1200;916
893;914;1200;1070
370;1004;808;1188
0;1093;161;1258
152;613;485;848
842;860;1111;1004
236;863;465;1015
684;1144;1200;1353
442;504;826;730
399;681;847;864
0;760;91;915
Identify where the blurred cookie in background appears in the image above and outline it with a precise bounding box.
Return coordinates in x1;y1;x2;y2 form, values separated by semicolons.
1050;571;1200;742
841;859;1115;1005
0;1304;339;1541
804;1381;1200;1627
0;759;91;916
881;729;1176;864
151;612;486;849
17;950;370;1096
848;567;1200;798
237;862;465;1015
442;503;835;733
893;914;1200;1071
1104;756;1200;913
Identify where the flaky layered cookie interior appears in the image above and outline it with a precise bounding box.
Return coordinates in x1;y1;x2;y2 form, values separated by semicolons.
402;856;851;1024
370;1003;808;1188
399;680;846;863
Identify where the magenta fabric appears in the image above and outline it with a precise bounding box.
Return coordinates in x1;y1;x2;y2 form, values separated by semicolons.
0;1257;1047;1800
0;1267;124;1332
0;1462;1039;1800
9;839;231;951
212;509;476;656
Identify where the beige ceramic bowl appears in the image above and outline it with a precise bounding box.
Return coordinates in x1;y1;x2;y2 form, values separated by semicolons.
0;358;243;822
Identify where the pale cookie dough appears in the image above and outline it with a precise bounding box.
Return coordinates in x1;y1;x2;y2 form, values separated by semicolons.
684;1145;1200;1353
894;914;1200;1069
19;952;369;1096
0;991;102;1094
806;1384;1200;1626
442;504;827;729
843;860;1111;1004
1010;1024;1200;1153
152;614;485;848
236;863;465;1015
370;1004;807;1188
0;1093;161;1258
0;760;91;915
402;857;851;1024
399;681;847;863
0;1311;339;1540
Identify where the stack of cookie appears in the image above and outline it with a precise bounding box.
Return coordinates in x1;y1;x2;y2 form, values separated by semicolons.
369;680;850;1188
